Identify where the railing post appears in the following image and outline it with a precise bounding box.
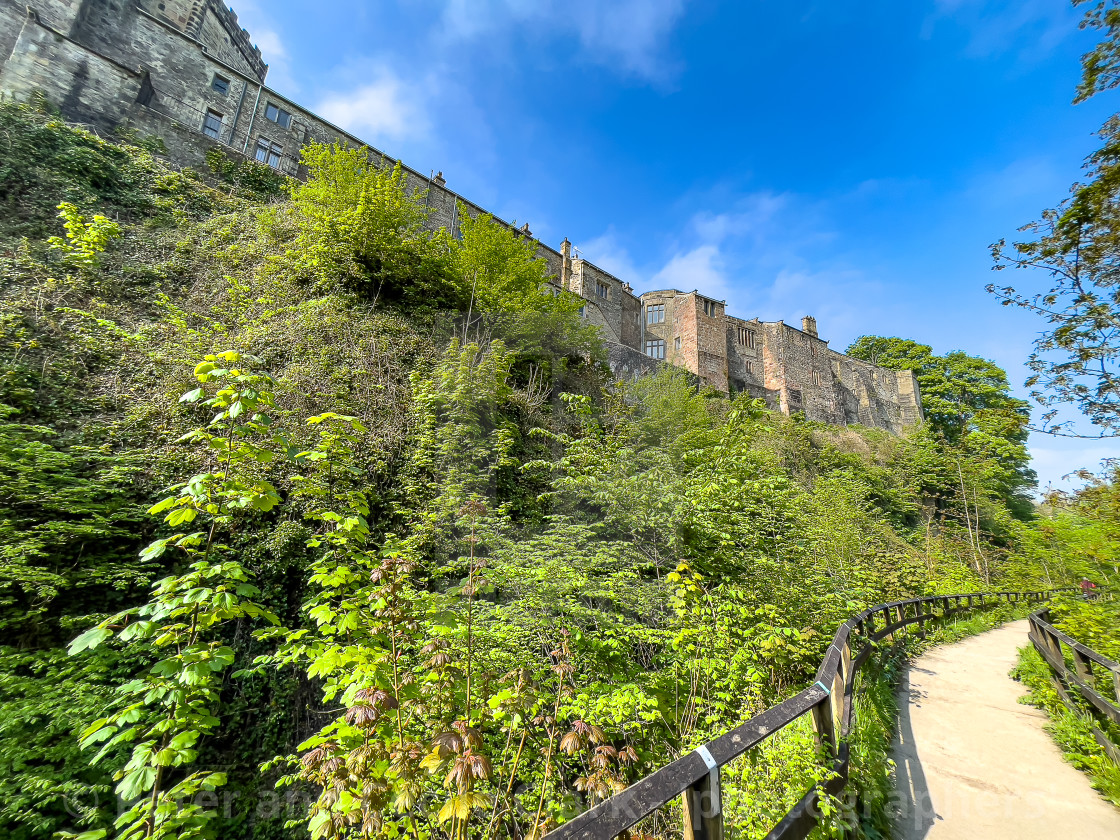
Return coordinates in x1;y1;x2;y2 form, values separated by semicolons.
1045;627;1064;666
682;749;723;840
811;640;849;755
1072;649;1095;687
1112;666;1120;704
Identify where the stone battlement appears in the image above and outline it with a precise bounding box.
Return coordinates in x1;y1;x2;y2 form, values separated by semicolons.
0;0;922;433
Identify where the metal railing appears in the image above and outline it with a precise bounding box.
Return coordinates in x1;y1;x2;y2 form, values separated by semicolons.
1028;605;1120;766
544;589;1068;840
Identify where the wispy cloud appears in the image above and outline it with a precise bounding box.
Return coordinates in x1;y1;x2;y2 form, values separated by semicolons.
316;71;429;143
580;185;892;333
650;244;732;301
922;0;1077;60
227;0;299;95
437;0;688;81
579;228;644;284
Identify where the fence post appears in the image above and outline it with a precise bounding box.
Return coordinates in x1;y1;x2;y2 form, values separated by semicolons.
1072;649;1095;687
682;748;723;840
1045;628;1064;666
811;640;849;755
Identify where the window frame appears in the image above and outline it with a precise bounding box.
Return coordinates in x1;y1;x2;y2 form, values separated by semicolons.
646;303;665;324
703;299;718;317
254;137;283;168
202;109;223;140
265;102;293;129
738;327;756;349
645;338;666;360
211;74;230;95
674;336;681;352
595;280;609;299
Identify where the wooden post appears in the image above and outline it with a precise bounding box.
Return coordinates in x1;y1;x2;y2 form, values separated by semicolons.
682;748;723;840
1072;649;1095;687
1046;629;1064;667
1111;667;1120;705
810;696;836;755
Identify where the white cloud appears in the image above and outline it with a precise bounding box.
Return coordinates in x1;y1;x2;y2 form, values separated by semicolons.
437;0;687;81
580;228;644;285
316;73;428;143
650;244;733;301
225;0;299;95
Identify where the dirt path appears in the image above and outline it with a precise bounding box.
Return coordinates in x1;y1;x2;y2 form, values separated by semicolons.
890;619;1120;839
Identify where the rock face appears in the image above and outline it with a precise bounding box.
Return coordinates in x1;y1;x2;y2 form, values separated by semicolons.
0;0;923;433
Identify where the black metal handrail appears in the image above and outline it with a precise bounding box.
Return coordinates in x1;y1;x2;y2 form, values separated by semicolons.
544;588;1069;840
1028;606;1120;766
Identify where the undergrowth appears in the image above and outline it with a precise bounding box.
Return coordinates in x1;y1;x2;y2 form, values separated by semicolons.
1012;596;1120;807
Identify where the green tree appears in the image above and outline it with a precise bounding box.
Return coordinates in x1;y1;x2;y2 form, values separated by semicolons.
283;143;464;313
845;336;1034;506
69;353;284;840
986;1;1120;439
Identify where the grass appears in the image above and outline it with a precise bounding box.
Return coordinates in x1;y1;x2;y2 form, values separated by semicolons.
1011;643;1120;807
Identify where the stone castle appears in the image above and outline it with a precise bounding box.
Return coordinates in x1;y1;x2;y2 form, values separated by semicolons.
0;0;923;433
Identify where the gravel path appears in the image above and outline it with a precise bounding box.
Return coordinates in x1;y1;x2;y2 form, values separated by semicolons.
891;619;1120;839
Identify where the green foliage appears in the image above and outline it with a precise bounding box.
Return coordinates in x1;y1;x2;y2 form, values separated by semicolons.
846;335;1034;515
71;354;284;840
987;3;1120;438
1074;0;1120;103
283;144;464;314
48;203;122;270
0;101;1107;840
204;149;289;203
1013;644;1120;805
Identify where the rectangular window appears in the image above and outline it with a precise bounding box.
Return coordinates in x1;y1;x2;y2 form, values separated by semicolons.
202;109;223;139
645;339;665;359
674;336;681;351
265;102;292;128
254;137;283;168
812;370;822;386
745;360;754;374
596;281;609;299
738;327;756;348
646;303;665;324
703;299;718;317
211;74;230;95
578;305;586;318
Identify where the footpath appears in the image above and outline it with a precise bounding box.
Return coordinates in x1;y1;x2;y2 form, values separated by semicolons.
891;619;1120;839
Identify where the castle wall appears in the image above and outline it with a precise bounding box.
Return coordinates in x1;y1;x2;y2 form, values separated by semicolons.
726;315;775;407
0;0;926;436
0;8;141;131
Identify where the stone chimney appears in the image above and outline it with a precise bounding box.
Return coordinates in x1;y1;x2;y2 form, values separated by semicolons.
433;171;446;187
802;316;818;337
560;238;572;291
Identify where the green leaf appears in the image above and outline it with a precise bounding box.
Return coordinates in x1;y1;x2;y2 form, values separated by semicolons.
68;626;112;655
179;387;205;403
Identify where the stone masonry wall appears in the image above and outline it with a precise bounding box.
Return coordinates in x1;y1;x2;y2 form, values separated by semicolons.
0;0;925;436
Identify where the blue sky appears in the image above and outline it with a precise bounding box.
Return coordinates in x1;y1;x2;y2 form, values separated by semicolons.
233;0;1118;491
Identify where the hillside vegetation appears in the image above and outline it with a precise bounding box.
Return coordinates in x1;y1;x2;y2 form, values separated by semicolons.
0;100;1111;840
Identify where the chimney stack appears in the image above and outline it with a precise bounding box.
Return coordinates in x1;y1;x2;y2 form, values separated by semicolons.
560;238;572;291
802;316;818;337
